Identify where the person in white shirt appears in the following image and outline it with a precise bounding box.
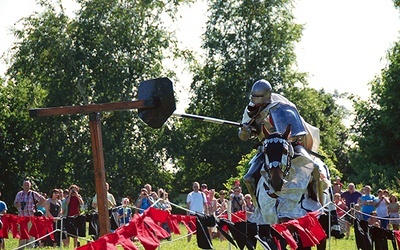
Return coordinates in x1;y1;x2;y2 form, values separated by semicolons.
186;182;208;242
375;189;389;229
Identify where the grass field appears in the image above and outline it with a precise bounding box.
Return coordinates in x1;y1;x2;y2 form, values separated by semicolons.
2;224;394;250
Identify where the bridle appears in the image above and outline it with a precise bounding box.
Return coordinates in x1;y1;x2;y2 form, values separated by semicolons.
263;134;294;179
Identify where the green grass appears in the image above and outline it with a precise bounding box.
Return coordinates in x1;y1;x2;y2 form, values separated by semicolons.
3;224;394;250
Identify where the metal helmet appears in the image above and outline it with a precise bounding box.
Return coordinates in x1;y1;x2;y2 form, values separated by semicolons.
249;79;272;106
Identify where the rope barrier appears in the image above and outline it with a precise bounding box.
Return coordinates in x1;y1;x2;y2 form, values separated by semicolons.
3;199;400;249
9;215;94;250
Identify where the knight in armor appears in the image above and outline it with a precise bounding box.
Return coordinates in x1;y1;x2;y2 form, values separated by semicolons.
238;79;318;205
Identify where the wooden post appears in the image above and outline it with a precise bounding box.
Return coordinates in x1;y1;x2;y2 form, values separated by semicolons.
89;113;110;236
29;98;160;238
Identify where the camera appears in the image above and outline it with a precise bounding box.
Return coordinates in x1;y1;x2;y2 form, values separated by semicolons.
21;202;26;210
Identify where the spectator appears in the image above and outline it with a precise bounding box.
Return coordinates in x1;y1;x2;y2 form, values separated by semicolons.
354;204;363;220
60;189;69;247
0;191;7;250
359;185;376;220
158;189;172;239
14;180;46;248
383;189;390;198
341;182;362;238
158;189;172;213
201;183;208;193
230;186;245;213
186;182;207;242
135;188;153;214
367;211;381;227
65;184;84;248
334;193;348;217
92;182;116;210
333;193;348;236
216;190;228;216
335;176;343;186
36;192;47;216
375;189;389;229
388;194;400;230
144;184;155;203
244;194;255;215
61;189;69;216
206;189;218;215
206;189;218;238
45;189;63;247
332;182;343;195
118;198;132;226
150;192;161;208
201;183;209;201
92;182;118;233
360;186;366;195
216;190;228;241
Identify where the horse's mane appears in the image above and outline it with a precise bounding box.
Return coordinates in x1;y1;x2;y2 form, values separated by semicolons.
263;124;291;141
267;132;284;138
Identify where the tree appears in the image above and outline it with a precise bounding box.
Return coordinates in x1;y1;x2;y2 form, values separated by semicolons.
0;77;45;209
170;0;349;193
349;40;400;189
1;0;186;209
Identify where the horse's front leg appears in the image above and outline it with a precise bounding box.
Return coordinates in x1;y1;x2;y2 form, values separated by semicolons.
255;177;279;225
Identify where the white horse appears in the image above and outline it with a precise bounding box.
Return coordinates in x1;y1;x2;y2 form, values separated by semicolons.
248;125;333;226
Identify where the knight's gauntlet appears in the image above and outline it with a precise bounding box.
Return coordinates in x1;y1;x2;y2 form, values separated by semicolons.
238;124;253;141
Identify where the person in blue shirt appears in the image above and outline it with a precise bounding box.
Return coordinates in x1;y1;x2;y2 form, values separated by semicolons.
135;188;153;214
359;185;377;220
118;198;132;225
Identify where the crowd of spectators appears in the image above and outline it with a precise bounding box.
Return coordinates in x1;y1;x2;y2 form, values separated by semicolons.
333;177;400;239
2;177;400;248
185;180;257;242
0;180;178;248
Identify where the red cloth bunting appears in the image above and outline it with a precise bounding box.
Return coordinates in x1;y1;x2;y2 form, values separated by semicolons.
167;215;180;234
0;214;10;238
1;208;329;250
29;216;53;240
143;216;170;239
273;223;298;250
146;207;169;223
18;216;31;240
133;214;160;250
116;231;138;250
395;231;400;249
298;212;326;242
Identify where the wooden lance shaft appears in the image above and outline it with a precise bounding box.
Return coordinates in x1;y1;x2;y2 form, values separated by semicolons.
172;112;325;159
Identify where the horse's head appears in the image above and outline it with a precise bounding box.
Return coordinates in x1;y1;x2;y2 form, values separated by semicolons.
263;124;293;192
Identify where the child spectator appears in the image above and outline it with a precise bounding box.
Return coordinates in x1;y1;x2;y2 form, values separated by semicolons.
118;198;132;226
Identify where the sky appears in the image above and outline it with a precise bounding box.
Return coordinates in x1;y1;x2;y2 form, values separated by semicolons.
1;0;399;107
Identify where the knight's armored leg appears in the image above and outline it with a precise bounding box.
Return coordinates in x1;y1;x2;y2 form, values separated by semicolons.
243;171;256;206
243;151;264;207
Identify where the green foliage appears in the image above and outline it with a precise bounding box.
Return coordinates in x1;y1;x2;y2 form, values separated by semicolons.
0;0;351;211
349;41;400;189
171;0;349;194
0;78;47;211
287;87;350;175
0;0;185;208
170;0;305;194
